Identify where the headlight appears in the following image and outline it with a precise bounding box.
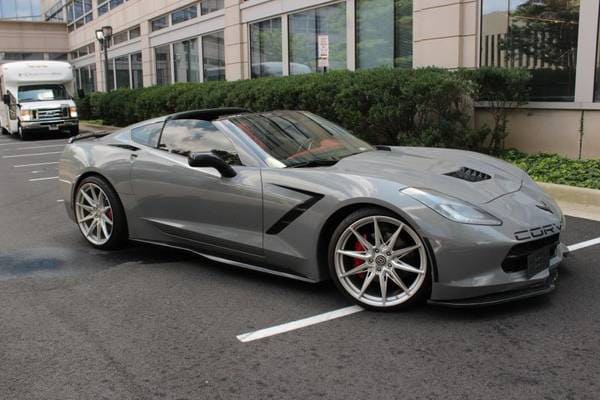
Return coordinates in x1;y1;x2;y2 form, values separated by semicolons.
402;187;502;226
69;106;78;118
20;109;34;121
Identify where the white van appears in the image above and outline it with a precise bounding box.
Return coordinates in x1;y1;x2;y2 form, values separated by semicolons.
0;61;79;140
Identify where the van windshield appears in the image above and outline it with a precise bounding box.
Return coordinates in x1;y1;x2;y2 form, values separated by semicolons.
18;85;70;103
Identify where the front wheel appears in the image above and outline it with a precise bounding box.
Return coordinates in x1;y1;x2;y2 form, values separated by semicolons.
328;208;431;311
69;125;79;137
74;176;128;250
17;125;28;140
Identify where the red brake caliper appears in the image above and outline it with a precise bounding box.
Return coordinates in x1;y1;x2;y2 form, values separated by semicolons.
106;208;113;221
354;235;367;279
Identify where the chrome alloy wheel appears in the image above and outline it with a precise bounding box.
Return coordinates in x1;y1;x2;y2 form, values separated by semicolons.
75;182;114;246
334;216;428;308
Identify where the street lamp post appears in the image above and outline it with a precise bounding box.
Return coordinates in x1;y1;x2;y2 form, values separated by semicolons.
95;26;113;92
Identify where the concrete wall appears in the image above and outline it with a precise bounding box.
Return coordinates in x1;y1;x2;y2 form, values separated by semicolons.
0;20;68;55
475;107;600;160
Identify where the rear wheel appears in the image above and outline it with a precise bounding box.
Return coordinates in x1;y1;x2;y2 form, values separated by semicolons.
328;208;430;310
74;176;128;250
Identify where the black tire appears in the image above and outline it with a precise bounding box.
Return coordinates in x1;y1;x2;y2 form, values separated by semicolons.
328;207;431;311
1;127;9;135
69;125;80;137
74;175;128;250
17;125;29;141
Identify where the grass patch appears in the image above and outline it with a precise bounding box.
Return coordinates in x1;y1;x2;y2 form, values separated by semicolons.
80;119;105;126
500;149;600;190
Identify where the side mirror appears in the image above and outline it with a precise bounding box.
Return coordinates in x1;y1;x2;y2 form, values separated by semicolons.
2;94;10;106
188;152;237;178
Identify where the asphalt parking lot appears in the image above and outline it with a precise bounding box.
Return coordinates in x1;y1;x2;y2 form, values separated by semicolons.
1;132;599;400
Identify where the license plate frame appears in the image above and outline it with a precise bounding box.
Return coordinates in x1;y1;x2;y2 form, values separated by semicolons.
526;246;551;278
48;125;60;131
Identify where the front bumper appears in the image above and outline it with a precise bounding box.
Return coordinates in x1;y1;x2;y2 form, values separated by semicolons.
22;119;78;133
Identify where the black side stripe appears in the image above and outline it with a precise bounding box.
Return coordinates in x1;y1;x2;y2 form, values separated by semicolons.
266;185;324;235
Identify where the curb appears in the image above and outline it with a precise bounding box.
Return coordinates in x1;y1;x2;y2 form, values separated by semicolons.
537;182;600;222
80;122;119;133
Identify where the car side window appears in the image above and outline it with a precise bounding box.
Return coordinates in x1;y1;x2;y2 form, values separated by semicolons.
159;119;242;165
131;122;163;148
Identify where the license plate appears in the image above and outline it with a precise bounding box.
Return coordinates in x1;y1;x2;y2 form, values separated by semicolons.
48;125;59;131
526;247;550;278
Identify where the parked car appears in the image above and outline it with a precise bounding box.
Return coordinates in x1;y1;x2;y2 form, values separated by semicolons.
0;61;79;140
58;109;568;309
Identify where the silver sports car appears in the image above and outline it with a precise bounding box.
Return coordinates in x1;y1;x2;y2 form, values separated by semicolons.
59;109;568;309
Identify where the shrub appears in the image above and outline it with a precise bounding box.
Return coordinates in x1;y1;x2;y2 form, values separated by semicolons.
77;68;484;149
461;67;531;154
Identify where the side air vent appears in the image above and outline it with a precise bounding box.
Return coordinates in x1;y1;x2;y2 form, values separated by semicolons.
445;167;491;182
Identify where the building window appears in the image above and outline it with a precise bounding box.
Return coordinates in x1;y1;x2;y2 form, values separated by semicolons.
356;0;412;69
129;26;141;40
250;17;283;78
107;60;115;91
66;0;93;31
289;3;347;75
203;31;225;81
115;56;131;89
201;0;224;15
70;43;95;60
155;45;172;85
174;38;200;83
131;52;143;89
76;64;96;96
151;15;169;32
44;0;65;22
0;0;41;21
112;31;129;46
172;4;197;25
0;52;44;61
49;53;68;61
98;0;127;16
480;0;580;102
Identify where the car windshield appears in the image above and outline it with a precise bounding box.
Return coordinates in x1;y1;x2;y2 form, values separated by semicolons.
18;84;70;102
227;111;373;167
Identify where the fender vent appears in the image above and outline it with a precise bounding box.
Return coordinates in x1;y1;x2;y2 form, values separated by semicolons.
445;167;491;182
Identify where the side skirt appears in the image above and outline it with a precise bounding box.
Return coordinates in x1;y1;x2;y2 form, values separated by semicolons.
131;239;317;283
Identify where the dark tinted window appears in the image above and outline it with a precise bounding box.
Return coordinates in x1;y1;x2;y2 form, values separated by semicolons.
131;122;163;147
159;119;241;164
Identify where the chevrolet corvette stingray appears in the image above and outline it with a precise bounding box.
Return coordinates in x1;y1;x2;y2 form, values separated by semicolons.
58;109;568;309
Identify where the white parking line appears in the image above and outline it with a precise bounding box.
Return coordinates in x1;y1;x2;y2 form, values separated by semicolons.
237;236;600;343
29;176;59;182
236;305;363;343
14;144;65;151
568;237;600;252
14;161;59;168
3;151;62;159
57;199;64;203
0;140;67;147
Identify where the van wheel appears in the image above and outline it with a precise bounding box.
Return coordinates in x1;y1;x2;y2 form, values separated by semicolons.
1;127;9;135
17;125;28;141
69;126;79;137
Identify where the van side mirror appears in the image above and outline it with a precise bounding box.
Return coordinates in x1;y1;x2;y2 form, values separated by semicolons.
2;94;10;105
188;152;237;178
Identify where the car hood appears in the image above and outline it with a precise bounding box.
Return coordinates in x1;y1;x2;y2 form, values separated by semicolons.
334;147;524;204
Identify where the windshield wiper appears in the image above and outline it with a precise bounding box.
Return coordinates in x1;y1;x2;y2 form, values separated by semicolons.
287;159;339;168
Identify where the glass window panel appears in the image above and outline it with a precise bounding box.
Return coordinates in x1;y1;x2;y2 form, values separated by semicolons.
151;16;169;31
171;5;197;25
200;0;224;15
131;52;143;89
98;2;109;15
115;56;130;89
107;60;115;91
113;31;129;46
22;53;44;60
250;17;283;78
73;0;83;19
129;26;141;39
16;0;33;19
110;0;124;9
155;45;172;86
84;12;93;23
159;119;238;160
66;3;74;23
203;31;225;81
132;122;163;147
174;38;200;83
49;53;68;61
480;0;580;102
1;1;17;19
394;0;413;68
356;0;394;69
84;0;92;12
289;3;347;75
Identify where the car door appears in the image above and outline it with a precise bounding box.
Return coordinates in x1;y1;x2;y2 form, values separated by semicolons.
129;118;264;261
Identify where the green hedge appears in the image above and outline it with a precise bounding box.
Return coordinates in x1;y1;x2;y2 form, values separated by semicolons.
77;67;529;151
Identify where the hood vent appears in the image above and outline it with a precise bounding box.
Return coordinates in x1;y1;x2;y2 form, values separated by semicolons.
445;167;491;182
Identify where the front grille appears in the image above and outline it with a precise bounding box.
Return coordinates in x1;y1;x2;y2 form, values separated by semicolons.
502;234;560;273
36;108;68;121
445;167;491;182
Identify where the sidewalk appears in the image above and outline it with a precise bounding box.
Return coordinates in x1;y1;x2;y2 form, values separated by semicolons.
538;182;600;222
